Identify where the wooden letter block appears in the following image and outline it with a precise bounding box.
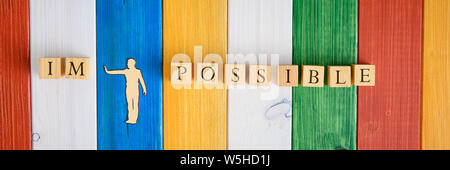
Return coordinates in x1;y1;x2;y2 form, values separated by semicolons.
39;58;63;79
278;65;299;87
171;62;192;85
352;64;375;86
195;63;219;84
65;58;90;79
249;65;271;86
328;66;351;87
225;64;245;86
301;65;324;87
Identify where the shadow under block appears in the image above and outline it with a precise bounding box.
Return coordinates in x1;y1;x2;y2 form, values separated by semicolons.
278;65;299;87
351;64;375;86
163;0;227;150
224;64;245;86
65;58;90;79
301;65;324;87
249;65;271;86
39;58;63;79
171;62;192;85
195;63;219;85
422;0;450;150
328;66;351;87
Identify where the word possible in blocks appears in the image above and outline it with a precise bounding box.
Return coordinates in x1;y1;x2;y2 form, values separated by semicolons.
39;58;90;79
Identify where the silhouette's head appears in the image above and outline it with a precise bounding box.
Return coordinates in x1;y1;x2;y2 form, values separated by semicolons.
127;59;136;68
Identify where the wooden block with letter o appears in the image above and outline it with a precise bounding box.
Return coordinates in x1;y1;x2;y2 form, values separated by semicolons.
225;64;246;86
328;66;351;87
278;65;299;87
39;58;64;79
249;65;271;86
65;58;90;79
171;62;192;85
195;63;219;84
301;65;324;87
352;64;375;86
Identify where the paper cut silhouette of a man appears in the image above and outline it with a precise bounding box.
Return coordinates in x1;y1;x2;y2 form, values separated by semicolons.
104;59;147;124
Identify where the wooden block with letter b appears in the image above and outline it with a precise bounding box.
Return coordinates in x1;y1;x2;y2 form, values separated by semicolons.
249;65;271;86
65;58;90;79
278;65;299;87
171;62;192;85
301;65;324;87
328;66;351;87
352;64;375;86
225;64;245;86
39;58;64;79
195;63;219;84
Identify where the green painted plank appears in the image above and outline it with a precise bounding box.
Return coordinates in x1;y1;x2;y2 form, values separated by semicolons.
292;0;358;150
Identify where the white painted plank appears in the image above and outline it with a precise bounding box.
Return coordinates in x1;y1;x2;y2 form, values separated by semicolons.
228;0;292;150
30;0;96;150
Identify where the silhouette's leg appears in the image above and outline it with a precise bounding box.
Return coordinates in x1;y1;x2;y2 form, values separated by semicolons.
126;94;134;123
129;95;139;123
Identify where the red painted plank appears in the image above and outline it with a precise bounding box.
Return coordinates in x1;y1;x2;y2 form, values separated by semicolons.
358;0;422;150
0;0;31;150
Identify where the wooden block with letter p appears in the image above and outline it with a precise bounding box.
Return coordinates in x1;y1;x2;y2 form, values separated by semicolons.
301;65;324;87
352;64;375;86
328;66;351;87
65;58;90;79
195;63;219;85
39;58;64;79
278;65;299;87
225;64;245;86
171;62;192;85
249;65;271;86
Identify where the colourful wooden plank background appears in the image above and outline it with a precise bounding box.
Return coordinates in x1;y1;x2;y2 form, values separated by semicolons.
228;0;292;150
0;0;31;150
358;0;422;150
97;0;162;150
292;0;358;150
422;0;450;150
163;0;228;150
30;0;97;150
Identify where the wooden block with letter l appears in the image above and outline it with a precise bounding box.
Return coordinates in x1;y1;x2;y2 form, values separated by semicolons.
352;64;375;86
65;58;90;79
195;63;219;85
171;62;192;85
249;65;271;86
278;65;299;87
225;64;245;86
301;65;324;87
39;58;64;79
328;66;351;87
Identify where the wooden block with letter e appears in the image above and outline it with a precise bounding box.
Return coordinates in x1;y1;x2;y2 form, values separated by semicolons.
195;63;219;85
278;65;298;87
328;66;351;87
352;64;375;86
39;58;63;79
171;62;192;85
249;65;271;86
225;64;245;86
301;65;324;87
65;58;90;79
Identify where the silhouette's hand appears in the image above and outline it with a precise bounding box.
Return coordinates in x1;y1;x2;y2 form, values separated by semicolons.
143;90;147;96
104;66;108;72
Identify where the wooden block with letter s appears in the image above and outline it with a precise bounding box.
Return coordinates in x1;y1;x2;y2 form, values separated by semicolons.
225;64;246;86
249;65;271;86
65;58;90;79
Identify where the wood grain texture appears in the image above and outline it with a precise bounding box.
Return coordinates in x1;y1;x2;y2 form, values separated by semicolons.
30;0;96;150
163;0;227;150
97;0;162;150
422;0;450;150
228;0;292;150
0;0;31;150
292;0;358;150
358;0;422;150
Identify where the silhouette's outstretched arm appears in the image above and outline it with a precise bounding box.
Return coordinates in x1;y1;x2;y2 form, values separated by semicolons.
104;66;125;75
138;71;147;95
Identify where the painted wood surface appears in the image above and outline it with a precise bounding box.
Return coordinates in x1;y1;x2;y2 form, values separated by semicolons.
292;0;358;150
97;0;162;150
228;0;292;150
357;0;422;150
163;0;227;150
0;0;31;150
30;0;96;150
422;0;450;150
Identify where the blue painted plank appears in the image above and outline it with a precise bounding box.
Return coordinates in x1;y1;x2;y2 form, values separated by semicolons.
97;0;162;150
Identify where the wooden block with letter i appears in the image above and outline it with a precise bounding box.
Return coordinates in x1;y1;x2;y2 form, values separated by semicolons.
39;58;63;79
225;64;245;86
65;58;90;79
328;66;351;87
195;63;219;85
301;65;324;87
249;65;271;86
352;64;375;86
278;65;299;87
171;62;192;85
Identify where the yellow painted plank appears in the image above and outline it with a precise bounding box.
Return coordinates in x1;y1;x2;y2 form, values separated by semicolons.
163;0;227;150
422;0;450;150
